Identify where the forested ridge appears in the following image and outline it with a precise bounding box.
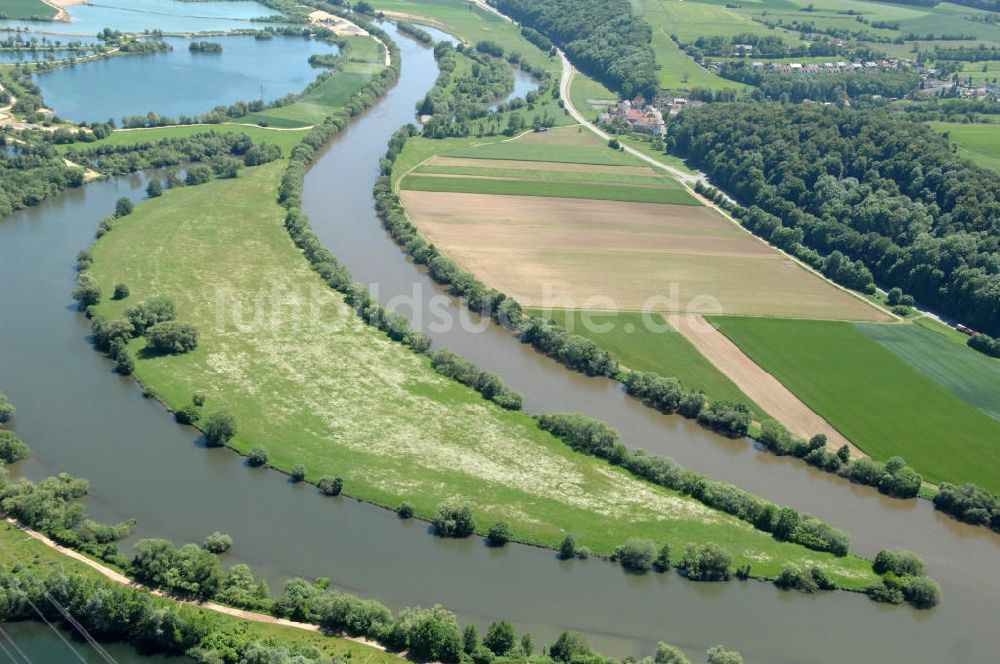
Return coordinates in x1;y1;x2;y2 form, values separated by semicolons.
668;104;1000;335
489;0;658;99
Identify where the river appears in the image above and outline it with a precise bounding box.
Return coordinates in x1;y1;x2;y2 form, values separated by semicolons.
0;19;996;664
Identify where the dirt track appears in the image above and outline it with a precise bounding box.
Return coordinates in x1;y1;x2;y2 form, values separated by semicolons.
5;518;387;650
666;315;864;457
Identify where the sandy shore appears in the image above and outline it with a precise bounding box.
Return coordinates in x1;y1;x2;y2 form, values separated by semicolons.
42;0;88;22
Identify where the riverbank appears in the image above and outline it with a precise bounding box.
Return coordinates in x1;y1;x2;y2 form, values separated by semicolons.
0;518;405;663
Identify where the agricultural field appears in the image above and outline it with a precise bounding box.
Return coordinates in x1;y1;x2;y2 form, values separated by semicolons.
929;122;1000;173
0;0;56;20
712;316;1000;492
859;321;1000;424
370;0;561;74
533;309;767;419
569;73;617;116
86;161;876;583
55;123;307;156
396;127;888;318
956;59;1000;85
238;35;385;128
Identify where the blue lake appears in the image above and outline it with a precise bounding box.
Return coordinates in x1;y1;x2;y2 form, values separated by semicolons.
0;0;280;35
34;34;337;123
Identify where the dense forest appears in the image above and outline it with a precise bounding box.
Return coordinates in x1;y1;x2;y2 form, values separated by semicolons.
667;104;1000;335
719;63;920;102
490;0;658;99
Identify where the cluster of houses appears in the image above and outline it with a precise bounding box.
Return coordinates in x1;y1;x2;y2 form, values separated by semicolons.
747;59;900;74
597;96;713;134
598;98;666;135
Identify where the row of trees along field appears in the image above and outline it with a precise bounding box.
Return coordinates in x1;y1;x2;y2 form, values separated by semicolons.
489;0;658;99
718;63;921;103
667;103;1000;337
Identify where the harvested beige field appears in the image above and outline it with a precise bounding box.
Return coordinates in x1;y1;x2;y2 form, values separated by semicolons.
401;190;890;320
668;315;863;456
426;155;660;176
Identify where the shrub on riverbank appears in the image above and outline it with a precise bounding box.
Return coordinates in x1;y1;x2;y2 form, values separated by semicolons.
678;543;732;581
434;504;476;538
0;431;29;464
866;550;940;608
0;393;14;424
131;539;223;600
612;537;655;572
146;321;199;354
203;531;233;554
760;421;923;499
203;411;237;447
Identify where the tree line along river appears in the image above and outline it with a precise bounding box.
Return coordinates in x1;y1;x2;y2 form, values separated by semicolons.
0;16;997;664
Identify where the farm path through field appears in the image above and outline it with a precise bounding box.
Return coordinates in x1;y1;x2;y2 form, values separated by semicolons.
667;314;864;458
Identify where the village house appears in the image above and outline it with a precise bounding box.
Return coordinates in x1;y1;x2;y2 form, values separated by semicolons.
599;97;666;134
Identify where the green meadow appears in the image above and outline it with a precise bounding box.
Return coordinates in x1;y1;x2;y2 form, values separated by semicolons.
86;163;875;585
535;309;767;419
713;316;1000;491
569;73;617;116
400;173;698;204
239;36;385;128
929;122;1000;174
0;0;56;20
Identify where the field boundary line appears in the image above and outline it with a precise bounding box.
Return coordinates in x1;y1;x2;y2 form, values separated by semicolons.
666;315;865;458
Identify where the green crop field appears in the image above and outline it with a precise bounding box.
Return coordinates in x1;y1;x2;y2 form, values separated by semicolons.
859;322;1000;425
56;124;307;157
86;162;875;585
444;140;645;166
957;60;1000;85
712;316;1000;491
400;173;698;204
415;163;680;187
370;0;560;74
239;36;384;128
569;73;617;115
535;309;767;419
929;122;1000;174
0;0;56;20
